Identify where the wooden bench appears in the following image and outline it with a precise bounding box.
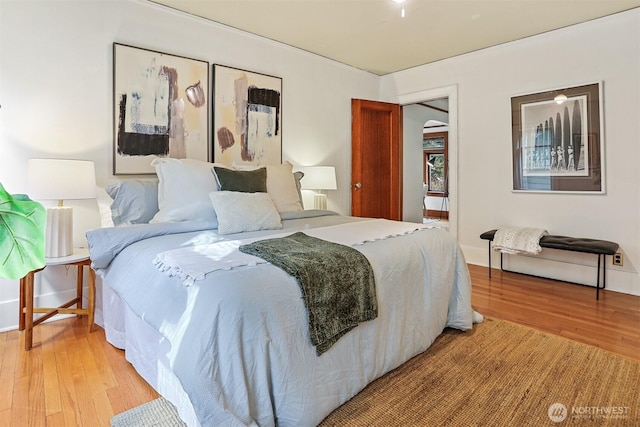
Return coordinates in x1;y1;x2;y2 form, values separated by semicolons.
480;229;619;300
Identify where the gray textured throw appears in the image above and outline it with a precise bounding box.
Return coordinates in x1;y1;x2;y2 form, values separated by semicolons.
240;232;378;355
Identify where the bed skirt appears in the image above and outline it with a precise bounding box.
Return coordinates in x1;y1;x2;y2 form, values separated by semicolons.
100;279;201;427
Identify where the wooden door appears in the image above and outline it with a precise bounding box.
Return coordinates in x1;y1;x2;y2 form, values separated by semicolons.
351;99;402;220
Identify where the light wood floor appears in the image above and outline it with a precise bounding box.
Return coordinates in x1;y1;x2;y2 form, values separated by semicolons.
1;264;638;426
470;264;640;360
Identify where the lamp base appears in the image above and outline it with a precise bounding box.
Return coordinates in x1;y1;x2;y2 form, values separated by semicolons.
313;193;328;210
45;206;73;258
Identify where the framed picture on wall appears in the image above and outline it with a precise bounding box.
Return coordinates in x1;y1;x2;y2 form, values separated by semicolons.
511;82;604;193
113;43;209;175
212;64;282;167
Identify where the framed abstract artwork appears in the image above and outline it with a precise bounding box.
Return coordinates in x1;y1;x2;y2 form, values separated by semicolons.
113;43;209;174
213;64;282;166
511;82;604;193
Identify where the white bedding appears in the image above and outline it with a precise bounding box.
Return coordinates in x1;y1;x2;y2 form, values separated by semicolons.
153;218;434;286
89;213;475;426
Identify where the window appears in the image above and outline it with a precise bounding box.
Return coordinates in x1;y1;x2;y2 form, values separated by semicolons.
423;132;448;197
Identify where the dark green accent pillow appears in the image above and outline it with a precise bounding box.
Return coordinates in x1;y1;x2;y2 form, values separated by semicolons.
213;167;267;193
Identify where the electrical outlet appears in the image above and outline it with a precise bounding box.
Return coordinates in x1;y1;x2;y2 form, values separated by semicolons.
613;252;623;266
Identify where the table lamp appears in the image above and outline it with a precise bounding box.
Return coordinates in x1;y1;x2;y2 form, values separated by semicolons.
299;166;337;210
26;159;96;258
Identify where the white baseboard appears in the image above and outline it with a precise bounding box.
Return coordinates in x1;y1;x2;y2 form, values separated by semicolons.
462;244;640;296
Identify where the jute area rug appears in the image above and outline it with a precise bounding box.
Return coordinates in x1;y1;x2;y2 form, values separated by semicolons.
321;318;639;426
112;318;639;426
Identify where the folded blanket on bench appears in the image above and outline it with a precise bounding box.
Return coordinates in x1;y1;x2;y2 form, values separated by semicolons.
493;226;548;255
240;232;377;356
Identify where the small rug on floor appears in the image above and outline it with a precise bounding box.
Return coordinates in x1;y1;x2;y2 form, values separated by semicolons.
111;318;639;426
111;396;186;427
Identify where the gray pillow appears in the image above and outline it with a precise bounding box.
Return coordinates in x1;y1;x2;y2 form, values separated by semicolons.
213;167;267;193
106;180;159;226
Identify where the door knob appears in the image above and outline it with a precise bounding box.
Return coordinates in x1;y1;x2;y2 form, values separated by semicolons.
354;182;361;190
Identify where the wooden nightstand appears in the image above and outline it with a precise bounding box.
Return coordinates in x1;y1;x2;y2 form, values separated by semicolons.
19;248;96;350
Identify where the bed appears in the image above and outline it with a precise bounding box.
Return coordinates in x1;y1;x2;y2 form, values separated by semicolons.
88;159;477;427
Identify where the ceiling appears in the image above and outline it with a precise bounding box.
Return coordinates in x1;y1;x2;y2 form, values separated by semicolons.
150;0;640;75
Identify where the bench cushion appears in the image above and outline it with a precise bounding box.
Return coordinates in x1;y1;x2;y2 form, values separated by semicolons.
540;236;618;255
480;229;618;255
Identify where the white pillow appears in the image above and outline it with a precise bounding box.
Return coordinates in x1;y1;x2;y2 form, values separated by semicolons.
96;187;115;228
233;161;303;213
209;191;282;235
151;158;227;223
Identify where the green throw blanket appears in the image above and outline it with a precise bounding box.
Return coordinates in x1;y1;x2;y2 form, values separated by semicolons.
239;232;378;355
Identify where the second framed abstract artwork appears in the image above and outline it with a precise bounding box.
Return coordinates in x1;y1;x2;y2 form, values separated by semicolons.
213;64;282;166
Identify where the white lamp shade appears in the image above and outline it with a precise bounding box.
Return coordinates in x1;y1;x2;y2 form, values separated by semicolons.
299;166;337;190
27;159;96;201
26;159;96;257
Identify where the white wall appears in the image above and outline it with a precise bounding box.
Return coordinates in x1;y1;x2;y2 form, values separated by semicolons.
402;104;429;223
0;0;379;331
381;9;640;296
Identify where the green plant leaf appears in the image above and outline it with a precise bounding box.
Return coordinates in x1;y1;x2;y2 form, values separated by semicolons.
0;182;46;280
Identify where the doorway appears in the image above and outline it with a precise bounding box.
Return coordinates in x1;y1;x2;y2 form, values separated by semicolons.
396;85;458;238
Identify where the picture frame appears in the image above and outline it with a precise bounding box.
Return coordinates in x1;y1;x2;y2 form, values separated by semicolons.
113;43;209;175
212;64;282;166
511;82;604;193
